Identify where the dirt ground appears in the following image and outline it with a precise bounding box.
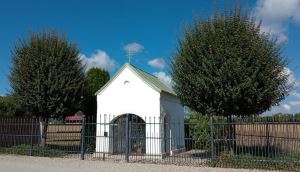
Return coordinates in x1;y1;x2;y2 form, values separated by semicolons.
0;155;274;172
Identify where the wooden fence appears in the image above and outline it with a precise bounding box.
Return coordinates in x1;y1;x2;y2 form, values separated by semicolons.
0;117;82;147
0;117;40;147
235;123;300;152
46;124;82;146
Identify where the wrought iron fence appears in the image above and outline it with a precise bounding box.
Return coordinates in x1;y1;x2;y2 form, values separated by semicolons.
0;117;82;157
0;115;300;170
211;116;300;170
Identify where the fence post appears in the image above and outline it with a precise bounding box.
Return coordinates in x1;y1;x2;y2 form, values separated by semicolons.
30;116;35;156
210;115;216;167
266;122;270;157
125;114;130;162
103;115;106;160
80;115;86;160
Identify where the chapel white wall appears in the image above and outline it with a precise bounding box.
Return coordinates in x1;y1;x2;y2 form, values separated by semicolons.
160;93;185;154
95;67;161;155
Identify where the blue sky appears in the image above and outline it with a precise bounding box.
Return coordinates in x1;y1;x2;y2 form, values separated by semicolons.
0;0;300;114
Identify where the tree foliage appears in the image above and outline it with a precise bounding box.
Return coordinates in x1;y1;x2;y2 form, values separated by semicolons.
0;95;24;116
171;6;290;117
10;30;85;118
82;68;110;116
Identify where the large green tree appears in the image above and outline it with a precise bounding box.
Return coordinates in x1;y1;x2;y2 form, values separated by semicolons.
82;68;110;117
10;30;85;119
171;6;290;117
172;5;291;154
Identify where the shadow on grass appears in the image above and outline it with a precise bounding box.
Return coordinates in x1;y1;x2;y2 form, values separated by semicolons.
46;144;80;154
191;151;210;158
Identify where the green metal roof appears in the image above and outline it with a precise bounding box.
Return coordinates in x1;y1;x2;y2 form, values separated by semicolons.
95;63;176;96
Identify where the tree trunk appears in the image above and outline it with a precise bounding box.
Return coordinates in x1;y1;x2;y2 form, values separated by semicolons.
40;117;49;147
226;116;236;153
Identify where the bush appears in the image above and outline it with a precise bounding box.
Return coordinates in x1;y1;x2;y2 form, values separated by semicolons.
185;113;211;149
185;113;225;149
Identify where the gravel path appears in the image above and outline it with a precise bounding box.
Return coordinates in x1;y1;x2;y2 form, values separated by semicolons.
0;155;274;172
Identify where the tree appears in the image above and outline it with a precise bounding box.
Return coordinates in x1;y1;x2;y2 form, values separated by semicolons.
10;29;85;145
0;95;24;116
82;68;110;116
171;5;290;153
81;68;109;152
171;6;290;117
295;113;300;121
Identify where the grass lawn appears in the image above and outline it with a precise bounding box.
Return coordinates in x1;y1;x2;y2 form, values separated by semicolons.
0;144;66;157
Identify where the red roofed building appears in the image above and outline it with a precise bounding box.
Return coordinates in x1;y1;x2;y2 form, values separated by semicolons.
65;115;82;123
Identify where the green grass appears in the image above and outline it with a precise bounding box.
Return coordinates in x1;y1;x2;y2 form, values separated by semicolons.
0;144;66;157
206;144;300;171
213;151;300;171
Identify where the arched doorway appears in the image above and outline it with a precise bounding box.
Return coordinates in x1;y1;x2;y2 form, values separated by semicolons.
112;114;146;155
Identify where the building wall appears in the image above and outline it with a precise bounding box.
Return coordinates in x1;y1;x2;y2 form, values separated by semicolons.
95;67;161;155
160;92;185;154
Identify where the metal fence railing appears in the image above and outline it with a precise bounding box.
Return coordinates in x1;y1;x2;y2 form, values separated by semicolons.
211;116;300;170
0;115;300;170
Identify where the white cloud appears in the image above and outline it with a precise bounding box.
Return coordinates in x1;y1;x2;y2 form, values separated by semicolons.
148;58;166;69
282;104;292;111
153;72;173;88
268;97;300;114
254;0;300;43
272;101;300;113
123;42;144;54
283;67;300;100
289;101;300;106
291;91;300;99
283;67;300;88
80;50;116;72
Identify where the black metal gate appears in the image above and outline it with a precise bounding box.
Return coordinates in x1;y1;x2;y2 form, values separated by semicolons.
112;116;126;154
112;114;146;155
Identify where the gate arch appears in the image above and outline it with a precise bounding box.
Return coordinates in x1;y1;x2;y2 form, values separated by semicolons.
111;114;146;155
